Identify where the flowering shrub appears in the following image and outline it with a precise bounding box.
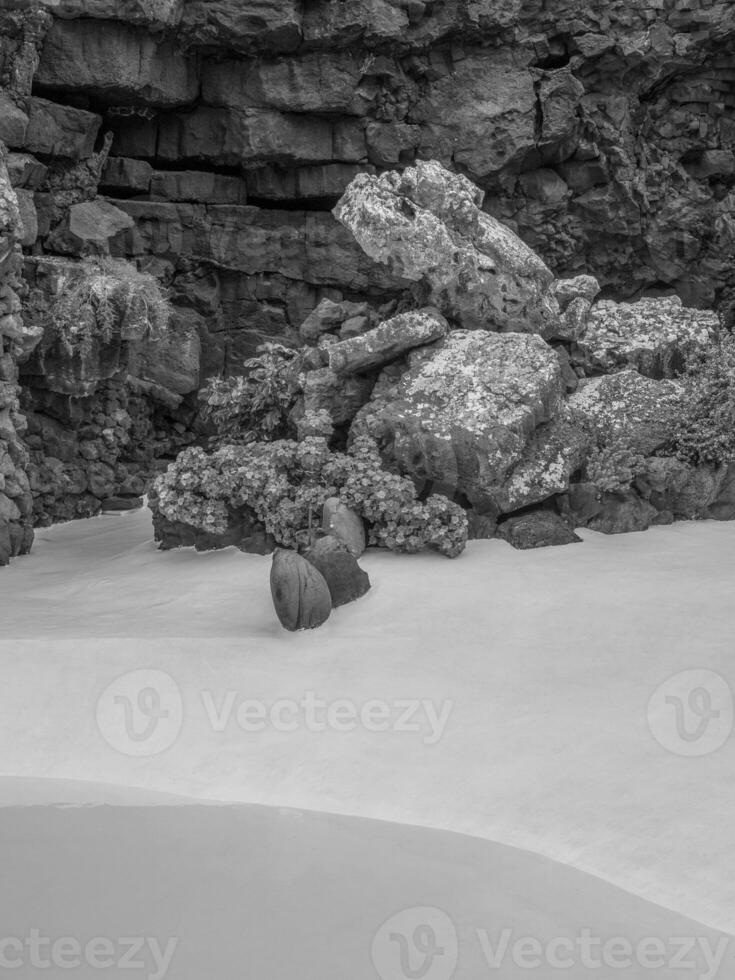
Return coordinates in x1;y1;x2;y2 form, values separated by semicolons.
200;343;304;444
585;436;646;494
668;332;735;466
155;435;467;558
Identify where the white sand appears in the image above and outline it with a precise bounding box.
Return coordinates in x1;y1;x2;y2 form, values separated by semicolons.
1;508;733;938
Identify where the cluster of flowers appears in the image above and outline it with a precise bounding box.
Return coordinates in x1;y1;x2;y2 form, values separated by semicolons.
155;435;468;558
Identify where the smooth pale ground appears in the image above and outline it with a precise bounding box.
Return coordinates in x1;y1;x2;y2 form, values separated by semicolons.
0;786;732;979
0;509;733;939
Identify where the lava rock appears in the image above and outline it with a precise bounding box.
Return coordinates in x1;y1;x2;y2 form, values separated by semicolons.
305;548;371;608
587;492;659;535
351;329;564;512
575;297;717;378
498;511;582;549
101;495;143;511
322;498;365;557
328;307;448;376
334;160;560;335
270;548;332;631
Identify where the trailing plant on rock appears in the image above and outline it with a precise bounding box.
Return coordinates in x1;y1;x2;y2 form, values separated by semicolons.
200;342;304;444
154;435;468;558
667;332;735;466
48;257;172;359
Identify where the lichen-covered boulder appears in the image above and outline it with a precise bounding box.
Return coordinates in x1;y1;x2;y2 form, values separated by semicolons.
574;296;718;378
334;160;560;336
328;307;448;376
492;410;590;513
568;369;682;455
351;330;564;513
270;548;332;631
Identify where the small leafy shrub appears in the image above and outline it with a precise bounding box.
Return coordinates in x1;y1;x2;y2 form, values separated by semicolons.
50;257;172;358
154;435;468;558
668;332;735;466
200;343;304;444
585;435;646;494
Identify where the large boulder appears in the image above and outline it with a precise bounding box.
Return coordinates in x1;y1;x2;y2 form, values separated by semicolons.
493;410;590;513
334;160;560;336
568;369;682;455
498;510;582;549
351;329;564;513
328;307;448;376
270;549;332;631
574;296;718;378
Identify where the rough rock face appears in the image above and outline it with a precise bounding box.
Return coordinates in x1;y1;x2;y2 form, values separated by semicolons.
574;296;719;378
568;369;683;455
0;144;33;563
328;307;448;375
351;329;564;513
0;0;733;549
334;161;560;335
0;0;733;317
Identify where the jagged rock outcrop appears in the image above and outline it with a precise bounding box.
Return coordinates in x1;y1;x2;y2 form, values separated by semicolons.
0;0;734;546
573;296;719;378
568;369;683;455
0;143;33;563
334;161;560;335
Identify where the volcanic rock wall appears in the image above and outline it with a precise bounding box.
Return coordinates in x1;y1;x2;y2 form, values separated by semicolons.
1;0;735;530
0;145;33;563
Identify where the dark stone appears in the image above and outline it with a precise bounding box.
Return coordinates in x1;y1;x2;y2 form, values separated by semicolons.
587;492;658;535
270;548;332;631
151;502;275;555
498;511;581;549
467;512;498;540
0;523;11;566
305;548;371;608
706;463;735;521
566;482;602;526
101;495;144;511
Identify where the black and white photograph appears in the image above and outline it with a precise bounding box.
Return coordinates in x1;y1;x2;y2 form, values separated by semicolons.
0;0;733;977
